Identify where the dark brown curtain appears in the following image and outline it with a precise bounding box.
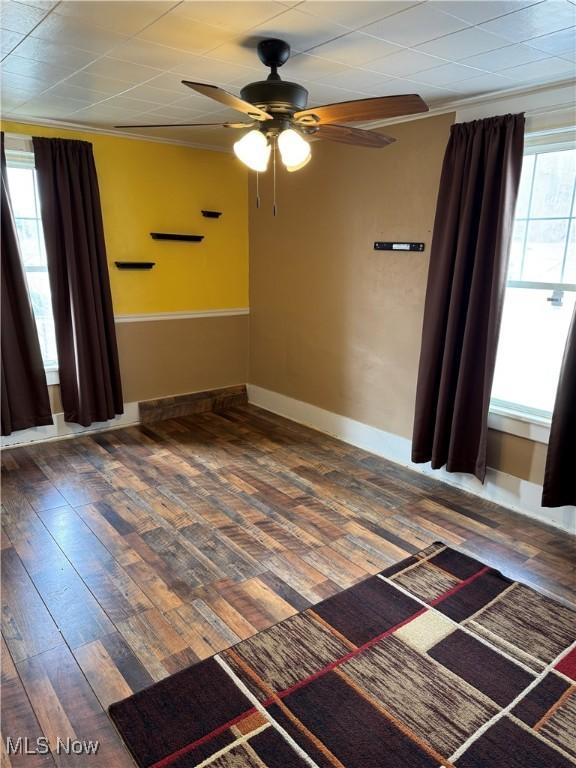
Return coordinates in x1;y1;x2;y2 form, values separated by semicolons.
1;133;53;436
33;137;123;427
412;113;525;481
542;307;576;507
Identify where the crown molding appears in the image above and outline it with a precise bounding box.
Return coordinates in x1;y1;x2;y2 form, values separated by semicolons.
0;115;233;153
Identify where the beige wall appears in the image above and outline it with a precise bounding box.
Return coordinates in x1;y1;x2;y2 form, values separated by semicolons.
249;113;545;486
487;431;547;483
48;316;249;411
116;316;249;403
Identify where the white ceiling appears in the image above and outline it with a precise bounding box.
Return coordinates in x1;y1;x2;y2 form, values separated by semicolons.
1;0;575;148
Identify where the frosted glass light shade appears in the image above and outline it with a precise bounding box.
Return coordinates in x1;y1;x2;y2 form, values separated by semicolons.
233;130;271;172
278;129;311;171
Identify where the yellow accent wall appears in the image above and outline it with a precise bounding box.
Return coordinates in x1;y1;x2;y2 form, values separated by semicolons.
1;121;249;314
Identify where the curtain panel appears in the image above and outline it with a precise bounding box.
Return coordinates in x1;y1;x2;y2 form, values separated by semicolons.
412;113;525;481
33;137;123;427
542;306;576;508
1;132;53;436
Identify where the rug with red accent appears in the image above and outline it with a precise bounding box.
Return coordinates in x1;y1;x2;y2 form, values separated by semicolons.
109;542;576;768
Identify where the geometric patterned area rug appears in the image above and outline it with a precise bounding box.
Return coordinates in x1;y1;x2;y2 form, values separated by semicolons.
109;543;576;768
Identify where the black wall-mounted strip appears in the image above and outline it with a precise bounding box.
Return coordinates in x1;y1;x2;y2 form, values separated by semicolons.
150;232;204;242
201;210;222;218
115;261;155;270
374;242;425;252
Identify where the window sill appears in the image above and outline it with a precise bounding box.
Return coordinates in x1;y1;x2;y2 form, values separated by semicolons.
488;405;550;445
45;369;59;386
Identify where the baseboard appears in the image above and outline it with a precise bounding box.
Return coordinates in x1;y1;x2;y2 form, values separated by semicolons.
0;385;249;447
0;403;140;449
139;384;247;423
247;384;576;536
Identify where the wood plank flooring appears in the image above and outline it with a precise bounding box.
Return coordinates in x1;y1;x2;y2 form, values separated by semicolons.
1;404;574;766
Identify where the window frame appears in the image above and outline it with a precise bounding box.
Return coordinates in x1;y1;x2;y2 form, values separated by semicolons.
4;134;59;384
489;128;576;442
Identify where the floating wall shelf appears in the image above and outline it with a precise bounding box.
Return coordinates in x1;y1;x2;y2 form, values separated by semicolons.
201;210;222;218
150;232;204;242
115;261;155;270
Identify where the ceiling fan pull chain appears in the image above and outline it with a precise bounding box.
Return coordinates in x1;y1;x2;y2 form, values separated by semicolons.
256;171;260;209
273;137;277;217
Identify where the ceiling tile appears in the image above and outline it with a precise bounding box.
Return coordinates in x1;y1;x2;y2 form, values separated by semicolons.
1;53;72;82
410;61;486;85
1;93;30;110
108;39;192;71
138;14;233;54
433;1;541;25
30;13;130;53
315;67;394;95
141;103;210;120
117;124;232;148
71;102;146;122
463;42;551;70
172;2;288;33
524;27;576;55
9;36;100;70
120;82;190;104
0;29;25;56
304;81;372;105
140;71;192;93
171;91;231;113
502;55;576;81
367;48;447;76
202;41;272;70
1;0;574;146
479;0;576;43
418;26;510;60
93;94;166;114
248;7;350;51
39;82;109;107
308;32;402;66
362;76;434;96
362;4;469;47
407;83;460;102
279;52;351;81
448;72;516;93
12;1;58;10
54;2;178;36
172;55;261;86
63;71;133;96
79;57;163;86
14;94;88;117
0;0;51;35
1;70;48;96
299;1;422;30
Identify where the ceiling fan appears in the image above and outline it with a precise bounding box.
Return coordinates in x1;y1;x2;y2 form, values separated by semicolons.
117;39;428;172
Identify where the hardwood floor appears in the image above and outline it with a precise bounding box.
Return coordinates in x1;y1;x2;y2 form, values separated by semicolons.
1;404;574;766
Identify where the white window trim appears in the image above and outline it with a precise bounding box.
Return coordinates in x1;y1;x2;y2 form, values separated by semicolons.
45;369;59;386
488;125;574;443
488;405;550;445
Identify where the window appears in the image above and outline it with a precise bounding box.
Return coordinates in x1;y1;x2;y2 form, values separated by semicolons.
5;148;58;371
491;136;576;422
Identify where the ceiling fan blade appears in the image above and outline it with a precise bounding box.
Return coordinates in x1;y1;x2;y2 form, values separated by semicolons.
182;81;272;121
114;121;253;129
315;124;395;148
295;95;428;125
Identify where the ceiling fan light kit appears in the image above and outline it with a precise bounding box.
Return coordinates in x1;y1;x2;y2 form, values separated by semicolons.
277;129;311;171
115;38;428;208
233;130;271;172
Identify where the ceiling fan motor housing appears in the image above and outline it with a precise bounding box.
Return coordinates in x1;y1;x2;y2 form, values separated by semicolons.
240;79;308;114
